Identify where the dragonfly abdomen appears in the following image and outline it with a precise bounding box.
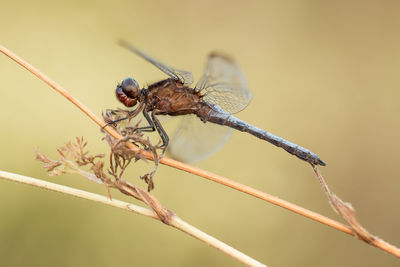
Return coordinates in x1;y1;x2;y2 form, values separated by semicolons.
202;105;326;166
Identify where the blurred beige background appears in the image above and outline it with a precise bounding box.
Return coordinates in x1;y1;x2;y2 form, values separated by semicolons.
1;1;400;266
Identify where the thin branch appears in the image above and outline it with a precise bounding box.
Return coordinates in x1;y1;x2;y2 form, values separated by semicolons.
0;44;351;233
0;170;266;267
1;45;399;259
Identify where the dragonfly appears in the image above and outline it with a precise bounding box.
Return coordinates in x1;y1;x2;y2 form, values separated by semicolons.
115;41;326;166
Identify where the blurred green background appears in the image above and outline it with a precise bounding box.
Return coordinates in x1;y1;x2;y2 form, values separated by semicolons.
1;1;400;266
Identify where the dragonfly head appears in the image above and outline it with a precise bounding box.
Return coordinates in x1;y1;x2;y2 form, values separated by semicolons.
116;77;141;107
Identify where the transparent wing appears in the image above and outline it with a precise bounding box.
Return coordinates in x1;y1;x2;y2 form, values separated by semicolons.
167;115;233;163
119;41;194;85
195;53;252;114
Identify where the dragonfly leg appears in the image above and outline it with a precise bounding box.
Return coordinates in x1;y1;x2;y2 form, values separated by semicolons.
136;109;156;132
133;109;169;156
103;116;130;129
151;111;169;150
137;110;169;152
102;103;144;129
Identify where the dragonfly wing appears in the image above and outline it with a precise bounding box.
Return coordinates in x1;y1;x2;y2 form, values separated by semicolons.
119;41;194;85
195;53;253;114
167;115;233;163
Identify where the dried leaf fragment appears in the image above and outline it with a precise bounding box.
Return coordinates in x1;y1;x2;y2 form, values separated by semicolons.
312;165;375;243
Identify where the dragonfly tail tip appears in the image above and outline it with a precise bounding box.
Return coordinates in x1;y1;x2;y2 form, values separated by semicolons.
317;158;326;166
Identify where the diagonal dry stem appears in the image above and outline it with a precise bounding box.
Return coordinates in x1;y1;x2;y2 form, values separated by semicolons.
0;170;266;267
1;44;399;259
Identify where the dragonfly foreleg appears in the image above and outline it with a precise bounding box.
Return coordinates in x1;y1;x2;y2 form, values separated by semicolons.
102;103;144;129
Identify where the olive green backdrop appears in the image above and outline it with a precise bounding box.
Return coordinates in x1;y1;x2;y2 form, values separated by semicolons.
1;1;399;266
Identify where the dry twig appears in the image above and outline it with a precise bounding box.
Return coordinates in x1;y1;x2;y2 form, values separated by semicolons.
1;44;399;259
0;170;266;267
34;135;266;264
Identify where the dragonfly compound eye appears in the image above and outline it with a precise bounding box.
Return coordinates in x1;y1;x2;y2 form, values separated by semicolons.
116;77;140;107
121;77;140;98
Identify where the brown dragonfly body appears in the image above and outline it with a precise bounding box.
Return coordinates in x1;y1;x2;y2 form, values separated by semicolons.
115;42;326;166
117;78;221;121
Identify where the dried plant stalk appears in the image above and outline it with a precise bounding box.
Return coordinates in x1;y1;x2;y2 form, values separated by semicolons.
1;44;399;259
0;170;266;267
33;135;267;265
